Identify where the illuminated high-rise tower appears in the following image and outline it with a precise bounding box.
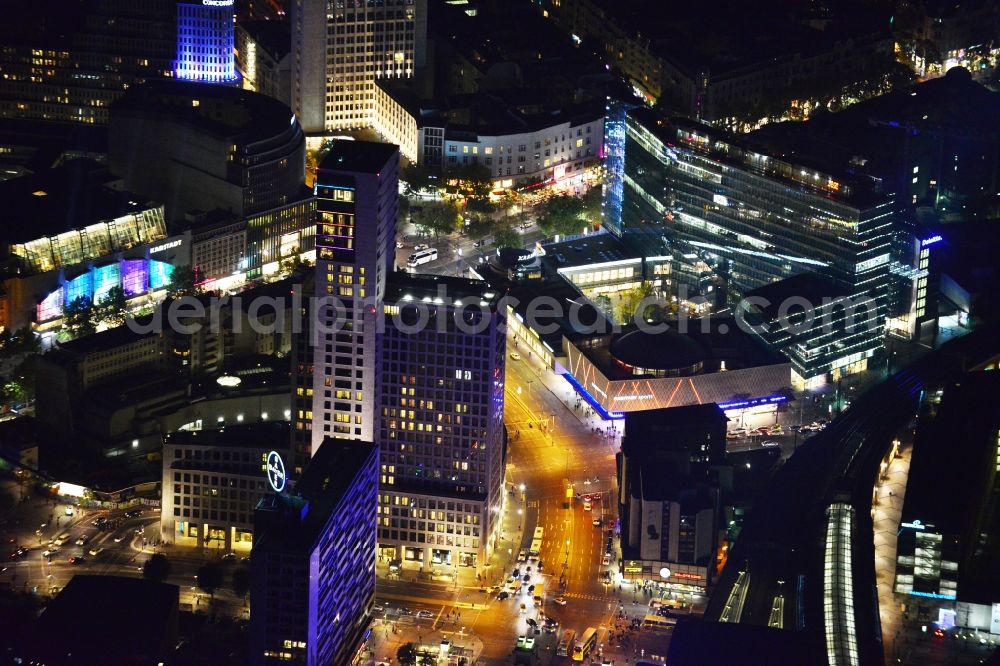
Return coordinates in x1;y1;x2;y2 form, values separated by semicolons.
175;0;238;83
291;0;427;133
306;141;399;454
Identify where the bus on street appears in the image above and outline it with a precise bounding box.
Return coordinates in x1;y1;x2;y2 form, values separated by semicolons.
572;627;597;661
556;629;575;656
407;248;438;268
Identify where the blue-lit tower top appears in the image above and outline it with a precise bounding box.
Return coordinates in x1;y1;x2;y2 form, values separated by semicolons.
174;0;237;83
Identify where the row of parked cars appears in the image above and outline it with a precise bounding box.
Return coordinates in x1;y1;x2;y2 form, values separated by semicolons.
727;419;829;440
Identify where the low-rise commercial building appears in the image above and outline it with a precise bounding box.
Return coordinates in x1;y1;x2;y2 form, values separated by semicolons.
374;81;604;188
162;421;293;553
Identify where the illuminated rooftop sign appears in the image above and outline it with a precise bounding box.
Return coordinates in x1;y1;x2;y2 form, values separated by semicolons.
266;450;286;493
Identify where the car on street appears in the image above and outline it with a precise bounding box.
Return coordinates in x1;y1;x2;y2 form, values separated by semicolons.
510;351;521;361
88;547;104;557
526;618;537;627
553;596;567;606
75;535;89;546
762;440;781;448
221;552;237;561
68;556;85;564
537;560;544;571
64;508;74;517
415;610;434;620
768;425;784;435
113;534;127;543
602;555;611;566
42;547;59;558
497;591;510;601
593;518;602;526
414;244;429;252
511;568;520;578
519;603;527;614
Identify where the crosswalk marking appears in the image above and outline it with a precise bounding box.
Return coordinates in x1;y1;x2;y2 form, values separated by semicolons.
563;592;611;602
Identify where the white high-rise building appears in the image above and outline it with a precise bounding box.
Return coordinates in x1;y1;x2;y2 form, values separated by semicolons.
290;0;427;133
308;140;399;453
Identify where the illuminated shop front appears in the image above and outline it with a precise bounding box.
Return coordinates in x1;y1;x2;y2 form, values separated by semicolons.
35;257;177;327
620;560;709;594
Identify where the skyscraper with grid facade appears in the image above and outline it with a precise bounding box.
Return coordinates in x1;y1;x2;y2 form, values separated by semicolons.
290;0;427;133
375;274;506;572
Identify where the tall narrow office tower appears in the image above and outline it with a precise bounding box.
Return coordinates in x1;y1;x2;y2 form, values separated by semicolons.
251;438;378;666
376;274;506;573
308;141;399;454
175;0;238;83
290;0;427;133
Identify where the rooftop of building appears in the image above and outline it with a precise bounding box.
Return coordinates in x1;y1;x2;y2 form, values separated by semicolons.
0;158;158;245
376;79;606;137
53;317;161;357
581;316;788;380
18;575;178;664
744;273;851;321
927;219;1000;298
164;421;291;450
0;415;39;453
749;68;1000;186
902;370;1000;525
239;19;291;61
667;620;814;665
902;371;1000;604
254;438;376;551
110;79;298;145
587;0;889;78
0;118;109;175
624;403;729;439
632;466;719;505
384;271;502;307
481;258;613;351
627;107;888;207
320;139;399;175
542;233;642;270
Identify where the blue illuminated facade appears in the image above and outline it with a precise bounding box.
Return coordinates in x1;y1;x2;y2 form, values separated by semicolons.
175;1;237;83
251;439;378;666
36;258;175;323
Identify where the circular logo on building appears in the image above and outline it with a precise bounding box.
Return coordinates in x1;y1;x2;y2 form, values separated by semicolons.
266;451;286;493
659;567;672;579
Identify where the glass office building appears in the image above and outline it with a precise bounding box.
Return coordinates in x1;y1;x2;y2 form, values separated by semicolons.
611;108;898;384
